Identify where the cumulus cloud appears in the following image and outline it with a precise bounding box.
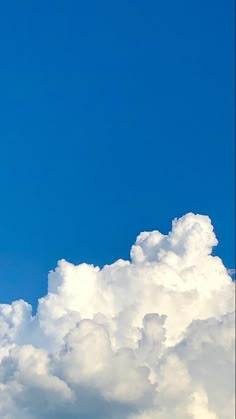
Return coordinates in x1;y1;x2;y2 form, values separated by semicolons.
0;213;235;418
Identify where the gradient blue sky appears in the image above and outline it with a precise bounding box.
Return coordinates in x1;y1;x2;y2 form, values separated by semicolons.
0;0;235;309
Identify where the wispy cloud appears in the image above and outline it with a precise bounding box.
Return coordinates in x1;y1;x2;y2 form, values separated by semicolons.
227;268;236;276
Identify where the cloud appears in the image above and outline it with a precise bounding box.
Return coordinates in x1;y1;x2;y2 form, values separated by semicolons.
228;268;236;277
0;213;234;418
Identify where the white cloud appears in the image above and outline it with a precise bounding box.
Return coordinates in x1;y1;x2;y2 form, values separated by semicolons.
0;213;234;418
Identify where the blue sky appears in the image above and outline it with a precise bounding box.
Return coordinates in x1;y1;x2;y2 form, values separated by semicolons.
0;0;234;309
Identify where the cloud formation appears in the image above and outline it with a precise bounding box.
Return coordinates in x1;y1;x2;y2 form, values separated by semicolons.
0;213;235;418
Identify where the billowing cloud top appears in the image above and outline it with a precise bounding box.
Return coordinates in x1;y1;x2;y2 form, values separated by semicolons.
0;213;235;418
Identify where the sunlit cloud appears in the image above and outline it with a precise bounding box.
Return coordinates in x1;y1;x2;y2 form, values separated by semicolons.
0;213;234;418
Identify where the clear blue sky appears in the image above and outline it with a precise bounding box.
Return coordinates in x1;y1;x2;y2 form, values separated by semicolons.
0;0;234;308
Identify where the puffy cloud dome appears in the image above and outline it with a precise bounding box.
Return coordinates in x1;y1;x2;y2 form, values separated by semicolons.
0;213;234;418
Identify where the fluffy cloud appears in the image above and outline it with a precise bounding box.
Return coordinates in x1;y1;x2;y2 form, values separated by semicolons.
0;213;235;418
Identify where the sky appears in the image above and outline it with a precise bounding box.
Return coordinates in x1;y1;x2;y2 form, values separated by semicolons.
0;3;235;418
0;0;235;311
